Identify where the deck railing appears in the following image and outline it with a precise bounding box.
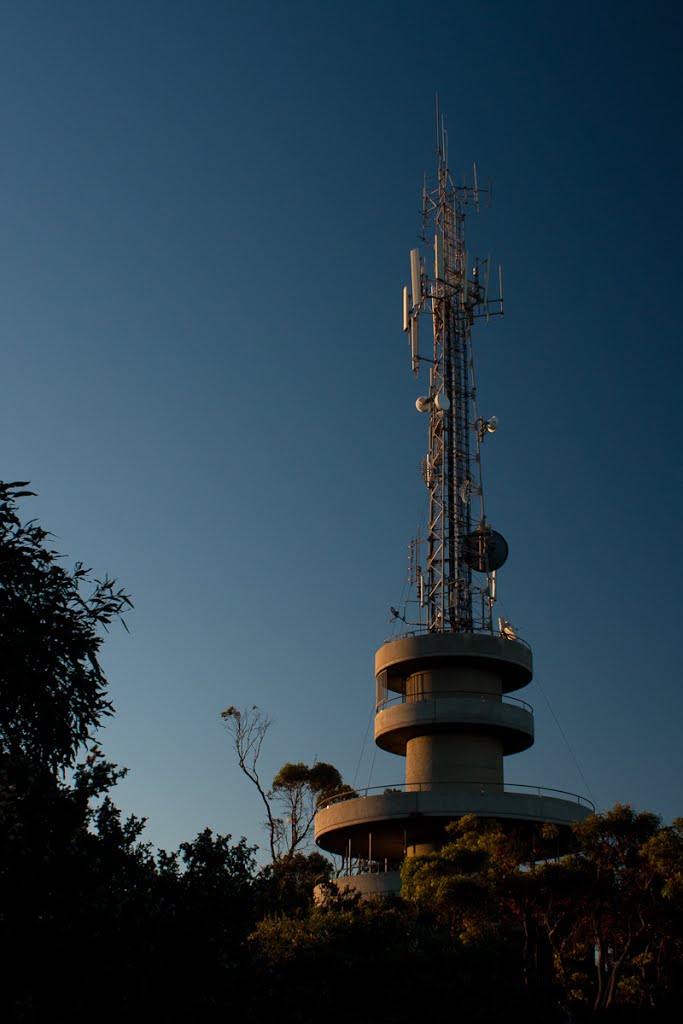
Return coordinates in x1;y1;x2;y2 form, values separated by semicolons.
383;625;532;650
318;781;595;813
376;690;533;714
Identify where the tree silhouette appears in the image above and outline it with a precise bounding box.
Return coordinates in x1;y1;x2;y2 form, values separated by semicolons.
0;480;132;770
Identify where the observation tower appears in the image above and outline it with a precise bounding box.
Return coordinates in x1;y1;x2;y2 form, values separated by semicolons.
314;114;592;897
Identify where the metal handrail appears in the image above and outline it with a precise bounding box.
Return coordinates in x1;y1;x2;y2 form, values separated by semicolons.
318;781;595;813
376;690;533;714
383;624;532;651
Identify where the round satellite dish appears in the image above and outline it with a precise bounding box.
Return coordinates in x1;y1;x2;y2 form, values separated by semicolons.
487;416;498;433
435;392;450;412
415;395;431;413
462;527;509;572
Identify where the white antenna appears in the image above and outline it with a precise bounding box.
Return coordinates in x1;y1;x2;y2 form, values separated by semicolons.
403;286;410;332
410;249;422;306
410;317;419;375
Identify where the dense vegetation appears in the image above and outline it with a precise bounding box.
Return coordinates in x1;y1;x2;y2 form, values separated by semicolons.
1;481;681;1021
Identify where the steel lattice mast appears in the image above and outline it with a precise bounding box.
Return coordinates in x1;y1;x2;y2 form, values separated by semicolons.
401;115;505;636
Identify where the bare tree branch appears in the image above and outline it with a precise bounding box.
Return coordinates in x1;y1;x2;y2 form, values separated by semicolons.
221;705;279;862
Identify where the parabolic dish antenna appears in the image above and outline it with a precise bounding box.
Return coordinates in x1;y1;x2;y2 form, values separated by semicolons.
462;526;509;573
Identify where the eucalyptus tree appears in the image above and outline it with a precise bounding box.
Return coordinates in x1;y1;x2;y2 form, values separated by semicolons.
221;704;351;863
0;480;132;771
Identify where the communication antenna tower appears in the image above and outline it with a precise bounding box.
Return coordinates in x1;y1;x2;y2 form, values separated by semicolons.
401;105;506;635
314;109;592;896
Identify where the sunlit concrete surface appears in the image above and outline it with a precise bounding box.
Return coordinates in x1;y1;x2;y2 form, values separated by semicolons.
315;788;592;861
314;871;402;902
375;696;534;755
376;633;533;694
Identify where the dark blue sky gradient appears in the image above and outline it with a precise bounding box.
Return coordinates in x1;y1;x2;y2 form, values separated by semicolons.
2;1;681;857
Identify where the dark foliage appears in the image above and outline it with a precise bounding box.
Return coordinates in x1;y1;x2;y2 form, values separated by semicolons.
248;895;555;1024
257;850;333;916
0;747;260;1022
0;481;132;770
0;485;258;1022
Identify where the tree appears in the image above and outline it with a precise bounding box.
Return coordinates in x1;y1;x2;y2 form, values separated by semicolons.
258;850;334;915
0;482;264;1022
0;481;132;771
221;704;351;863
400;807;683;1019
221;705;280;860
270;760;345;861
247;894;546;1024
0;752;260;1022
400;814;527;943
561;805;683;1014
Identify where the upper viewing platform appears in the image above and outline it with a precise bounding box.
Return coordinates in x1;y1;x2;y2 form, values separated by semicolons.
376;630;533;694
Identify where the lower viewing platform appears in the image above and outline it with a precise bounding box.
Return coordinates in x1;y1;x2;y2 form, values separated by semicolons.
314;783;594;861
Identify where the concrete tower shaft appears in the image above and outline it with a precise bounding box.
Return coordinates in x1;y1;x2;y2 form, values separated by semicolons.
375;633;535;792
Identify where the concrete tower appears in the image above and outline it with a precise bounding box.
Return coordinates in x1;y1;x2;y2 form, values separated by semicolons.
314;116;592;897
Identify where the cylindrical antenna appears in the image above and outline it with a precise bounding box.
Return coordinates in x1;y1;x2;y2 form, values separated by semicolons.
410;317;419;375
410;249;422;307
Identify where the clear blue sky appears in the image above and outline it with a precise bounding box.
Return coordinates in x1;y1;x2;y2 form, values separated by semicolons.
2;0;682;860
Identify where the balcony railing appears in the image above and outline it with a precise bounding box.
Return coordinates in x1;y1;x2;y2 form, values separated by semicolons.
376;690;533;714
383;623;532;650
318;781;595;813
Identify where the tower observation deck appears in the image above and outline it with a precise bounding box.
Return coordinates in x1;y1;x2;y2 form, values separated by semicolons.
314;115;592;898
